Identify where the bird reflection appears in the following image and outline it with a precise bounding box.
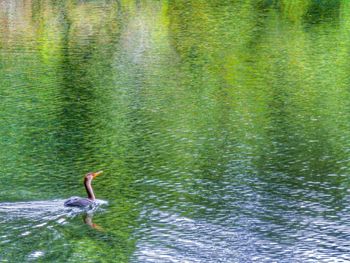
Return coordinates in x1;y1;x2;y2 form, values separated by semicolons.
83;212;103;231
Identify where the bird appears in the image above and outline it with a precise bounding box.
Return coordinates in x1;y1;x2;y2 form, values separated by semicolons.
64;171;103;208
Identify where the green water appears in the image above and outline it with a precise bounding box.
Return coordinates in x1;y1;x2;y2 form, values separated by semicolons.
1;0;350;262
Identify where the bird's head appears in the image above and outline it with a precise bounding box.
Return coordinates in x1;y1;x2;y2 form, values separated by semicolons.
85;171;103;181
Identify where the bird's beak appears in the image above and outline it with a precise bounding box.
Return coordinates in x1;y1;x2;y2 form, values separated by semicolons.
93;171;103;178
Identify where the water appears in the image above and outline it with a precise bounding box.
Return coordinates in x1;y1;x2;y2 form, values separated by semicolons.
1;0;350;262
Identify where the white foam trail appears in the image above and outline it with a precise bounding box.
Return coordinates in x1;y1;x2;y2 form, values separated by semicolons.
0;199;108;222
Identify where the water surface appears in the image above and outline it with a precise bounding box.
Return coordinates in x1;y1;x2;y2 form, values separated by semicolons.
1;0;350;262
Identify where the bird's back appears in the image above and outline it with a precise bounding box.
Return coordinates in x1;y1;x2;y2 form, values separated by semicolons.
64;196;94;207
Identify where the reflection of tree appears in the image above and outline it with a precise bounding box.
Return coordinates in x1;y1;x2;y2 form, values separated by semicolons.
0;0;33;42
166;0;350;212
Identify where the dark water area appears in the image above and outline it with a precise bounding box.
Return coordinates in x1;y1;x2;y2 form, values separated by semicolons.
1;0;350;262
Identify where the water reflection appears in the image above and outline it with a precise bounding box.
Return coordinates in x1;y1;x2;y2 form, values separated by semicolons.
1;0;350;262
83;213;103;231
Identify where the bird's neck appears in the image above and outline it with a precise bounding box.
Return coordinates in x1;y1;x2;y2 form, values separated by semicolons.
84;179;95;201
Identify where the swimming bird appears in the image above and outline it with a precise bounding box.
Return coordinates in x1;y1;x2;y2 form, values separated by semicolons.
64;171;103;208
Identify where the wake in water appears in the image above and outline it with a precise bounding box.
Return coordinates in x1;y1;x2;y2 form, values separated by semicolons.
0;199;108;259
0;199;108;223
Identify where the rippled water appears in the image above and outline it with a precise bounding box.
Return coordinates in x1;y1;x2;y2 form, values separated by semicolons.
1;1;350;262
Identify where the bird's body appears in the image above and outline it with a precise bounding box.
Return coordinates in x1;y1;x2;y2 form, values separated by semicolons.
64;171;103;208
64;196;94;207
